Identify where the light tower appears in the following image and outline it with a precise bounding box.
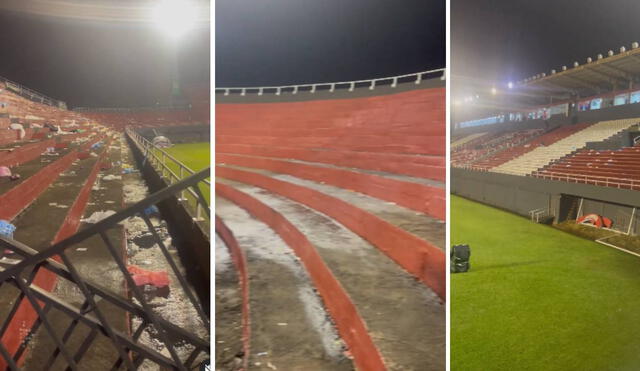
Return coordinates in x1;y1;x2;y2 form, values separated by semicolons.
152;0;198;106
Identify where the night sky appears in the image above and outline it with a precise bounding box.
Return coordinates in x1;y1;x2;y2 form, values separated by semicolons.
452;0;640;101
0;3;209;108
215;0;445;87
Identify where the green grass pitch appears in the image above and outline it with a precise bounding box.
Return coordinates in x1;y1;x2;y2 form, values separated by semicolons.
451;195;640;371
163;142;210;202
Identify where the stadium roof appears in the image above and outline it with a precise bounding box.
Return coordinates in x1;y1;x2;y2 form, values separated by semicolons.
518;44;640;98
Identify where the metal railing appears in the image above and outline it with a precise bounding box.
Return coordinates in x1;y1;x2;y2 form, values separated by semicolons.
126;128;210;227
73;104;191;113
0;170;210;370
530;170;640;190
0;76;66;109
215;68;446;96
529;207;554;223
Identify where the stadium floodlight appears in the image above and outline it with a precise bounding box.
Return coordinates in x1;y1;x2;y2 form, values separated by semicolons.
153;0;197;40
620;46;626;53
491;87;497;95
507;82;513;89
608;50;614;56
633;42;639;49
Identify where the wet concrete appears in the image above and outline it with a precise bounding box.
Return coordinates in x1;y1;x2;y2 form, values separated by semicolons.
217;153;445;188
18;135;127;370
216;198;353;371
214;234;244;371
217;179;445;371
219;164;445;250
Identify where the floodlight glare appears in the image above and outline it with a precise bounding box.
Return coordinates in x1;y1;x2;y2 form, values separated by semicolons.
491;87;497;95
153;0;197;39
507;82;513;89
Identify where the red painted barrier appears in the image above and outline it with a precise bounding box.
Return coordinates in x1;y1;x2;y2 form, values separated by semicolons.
215;216;251;371
216;184;387;371
216;134;445;156
216;88;445;156
0;139;108;368
217;166;445;300
216;144;445;181
0;139;55;168
0;137;102;221
217;153;445;221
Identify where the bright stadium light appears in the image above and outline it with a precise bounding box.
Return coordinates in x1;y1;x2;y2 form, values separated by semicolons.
153;0;197;39
507;82;514;89
491;87;497;95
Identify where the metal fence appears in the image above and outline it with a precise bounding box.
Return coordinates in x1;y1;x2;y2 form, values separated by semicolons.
126;127;210;228
73;104;191;113
0;170;210;370
0;76;66;109
215;68;446;96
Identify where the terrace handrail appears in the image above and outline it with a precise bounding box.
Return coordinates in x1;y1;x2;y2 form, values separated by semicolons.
73;104;191;113
125;127;211;226
0;75;66;109
216;68;446;96
530;169;640;190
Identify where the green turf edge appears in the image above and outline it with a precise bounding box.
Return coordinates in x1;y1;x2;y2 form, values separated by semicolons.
451;195;640;371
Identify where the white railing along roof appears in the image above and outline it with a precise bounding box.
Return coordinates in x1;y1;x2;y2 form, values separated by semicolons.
216;68;446;96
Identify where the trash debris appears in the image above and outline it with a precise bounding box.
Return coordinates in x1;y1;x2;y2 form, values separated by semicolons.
0;166;11;177
0;220;16;239
48;202;69;209
102;174;121;181
81;210;116;224
76;248;88;252
143;205;159;216
127;265;170;296
77;152;90;160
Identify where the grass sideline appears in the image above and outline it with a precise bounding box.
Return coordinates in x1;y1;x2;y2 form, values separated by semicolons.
162;142;210;203
451;195;640;371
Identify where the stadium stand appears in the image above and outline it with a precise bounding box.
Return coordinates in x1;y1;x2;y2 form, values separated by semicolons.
533;146;640;190
492;118;639;175
451;132;487;148
471;123;592;169
215;74;445;370
0;78;209;369
451;128;543;167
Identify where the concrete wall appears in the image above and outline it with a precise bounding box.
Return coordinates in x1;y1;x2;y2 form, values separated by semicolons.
452;168;640;234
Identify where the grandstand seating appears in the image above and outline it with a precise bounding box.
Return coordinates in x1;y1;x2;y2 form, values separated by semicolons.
217;88;445;180
216;87;445;369
471;123;592;169
533;146;640;190
451;129;543;167
492;118;639;176
451;132;487;148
